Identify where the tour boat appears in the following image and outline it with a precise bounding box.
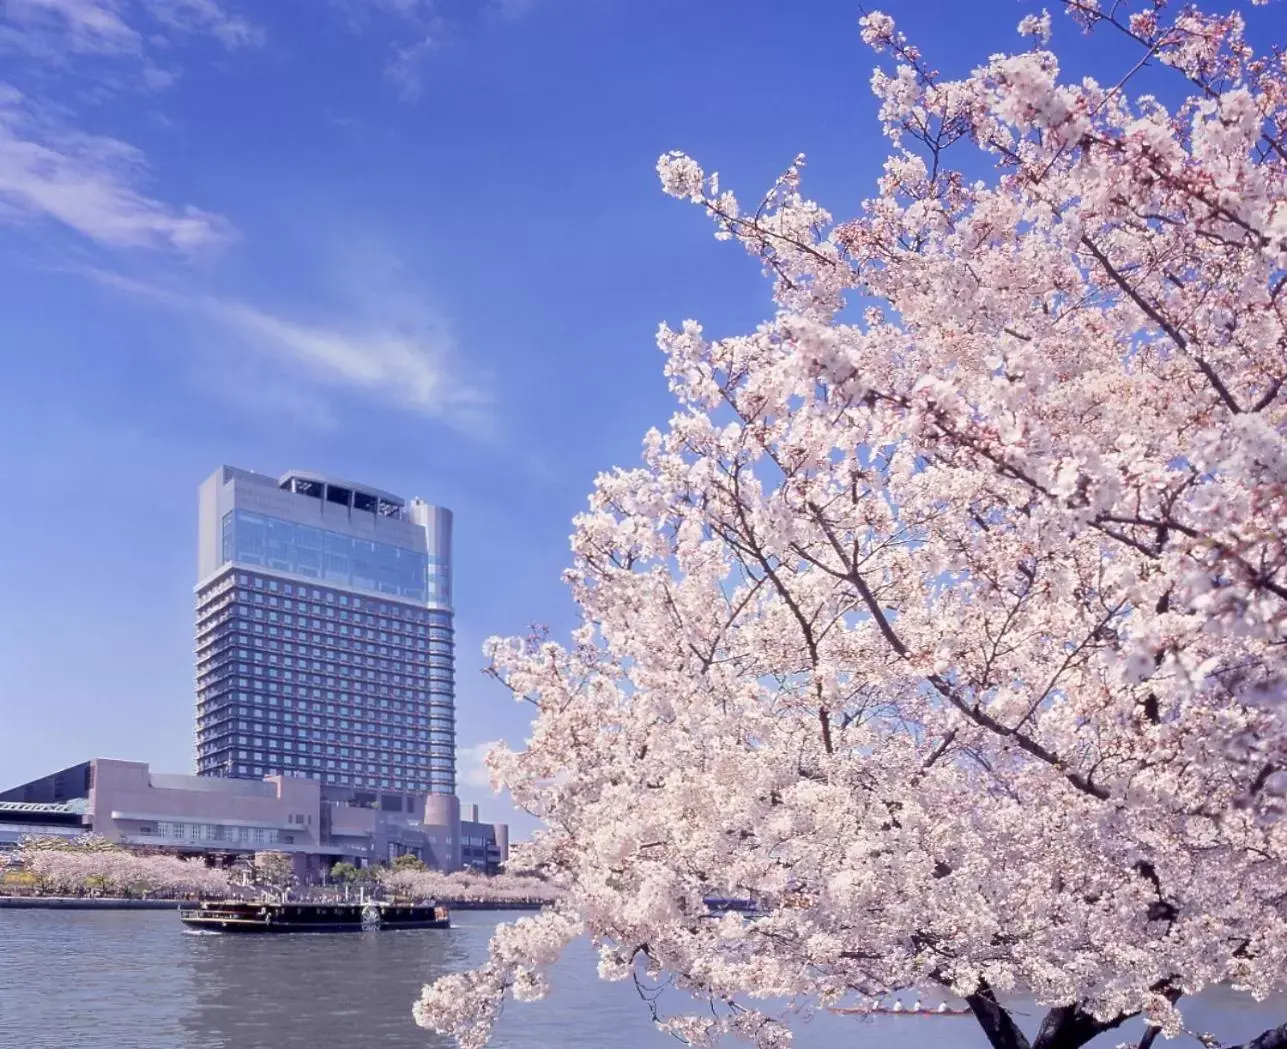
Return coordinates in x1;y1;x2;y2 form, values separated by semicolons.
178;899;450;933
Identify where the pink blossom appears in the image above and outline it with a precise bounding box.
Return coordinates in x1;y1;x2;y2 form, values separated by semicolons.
1018;10;1053;44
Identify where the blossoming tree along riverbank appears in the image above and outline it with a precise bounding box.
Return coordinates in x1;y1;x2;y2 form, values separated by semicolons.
415;3;1287;1048
379;867;561;906
13;836;230;898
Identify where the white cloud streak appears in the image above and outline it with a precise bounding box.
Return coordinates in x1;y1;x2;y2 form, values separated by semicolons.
83;267;492;428
0;85;232;250
216;299;477;417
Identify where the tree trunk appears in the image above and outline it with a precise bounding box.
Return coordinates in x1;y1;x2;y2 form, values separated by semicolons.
965;997;1286;1049
965;997;1136;1049
1031;1004;1134;1049
965;985;1031;1049
1230;1023;1287;1049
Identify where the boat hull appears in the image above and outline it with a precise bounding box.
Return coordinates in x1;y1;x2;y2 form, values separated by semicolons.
179;901;449;933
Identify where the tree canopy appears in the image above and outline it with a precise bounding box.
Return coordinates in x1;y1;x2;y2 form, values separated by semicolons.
416;3;1287;1048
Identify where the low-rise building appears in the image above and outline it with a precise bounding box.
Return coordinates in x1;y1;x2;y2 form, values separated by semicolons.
0;758;509;878
0;800;88;851
460;803;509;873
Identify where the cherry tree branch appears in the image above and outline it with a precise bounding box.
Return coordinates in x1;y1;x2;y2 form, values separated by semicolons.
1080;235;1243;414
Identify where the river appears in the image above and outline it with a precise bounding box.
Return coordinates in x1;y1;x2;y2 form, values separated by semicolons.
1;908;1283;1049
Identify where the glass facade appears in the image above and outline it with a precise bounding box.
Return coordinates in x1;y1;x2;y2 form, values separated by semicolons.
151;821;278;846
220;509;449;605
195;571;457;794
196;481;455;798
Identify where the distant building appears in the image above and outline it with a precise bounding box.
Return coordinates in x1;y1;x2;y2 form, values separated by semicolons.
0;800;87;851
0;761;93;850
195;466;456;796
0;468;511;875
0;759;508;876
460;803;510;872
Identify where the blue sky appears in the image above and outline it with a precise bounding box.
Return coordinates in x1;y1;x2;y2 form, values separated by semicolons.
0;0;1279;839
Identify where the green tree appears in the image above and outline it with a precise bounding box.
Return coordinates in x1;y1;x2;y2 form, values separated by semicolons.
330;862;359;885
392;853;426;873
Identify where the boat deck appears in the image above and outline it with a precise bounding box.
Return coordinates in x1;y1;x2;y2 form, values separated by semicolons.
179;900;449;933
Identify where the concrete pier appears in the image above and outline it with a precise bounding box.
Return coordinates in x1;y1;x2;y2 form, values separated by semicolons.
0;896;182;910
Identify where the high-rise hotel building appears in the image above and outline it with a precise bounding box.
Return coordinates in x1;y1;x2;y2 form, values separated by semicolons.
194;467;455;796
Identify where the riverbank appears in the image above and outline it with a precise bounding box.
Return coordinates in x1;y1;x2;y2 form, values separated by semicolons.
0;895;543;911
438;899;543;911
0;896;181;910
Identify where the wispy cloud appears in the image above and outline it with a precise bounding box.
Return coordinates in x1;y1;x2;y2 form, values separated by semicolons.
0;1;254;252
3;0;142;56
0;85;233;250
341;0;448;99
1;0;261;60
82;266;492;430
214;299;480;419
341;0;539;100
458;739;503;791
149;0;263;49
384;23;446;100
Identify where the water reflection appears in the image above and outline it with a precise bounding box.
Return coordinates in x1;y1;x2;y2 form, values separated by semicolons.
179;919;473;1048
0;909;1283;1049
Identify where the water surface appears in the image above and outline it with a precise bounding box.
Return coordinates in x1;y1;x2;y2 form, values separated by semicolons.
1;909;1282;1048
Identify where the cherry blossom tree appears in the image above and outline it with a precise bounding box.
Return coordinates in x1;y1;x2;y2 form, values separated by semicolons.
16;836;230;898
252;851;295;900
379;866;561;905
416;3;1286;1048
